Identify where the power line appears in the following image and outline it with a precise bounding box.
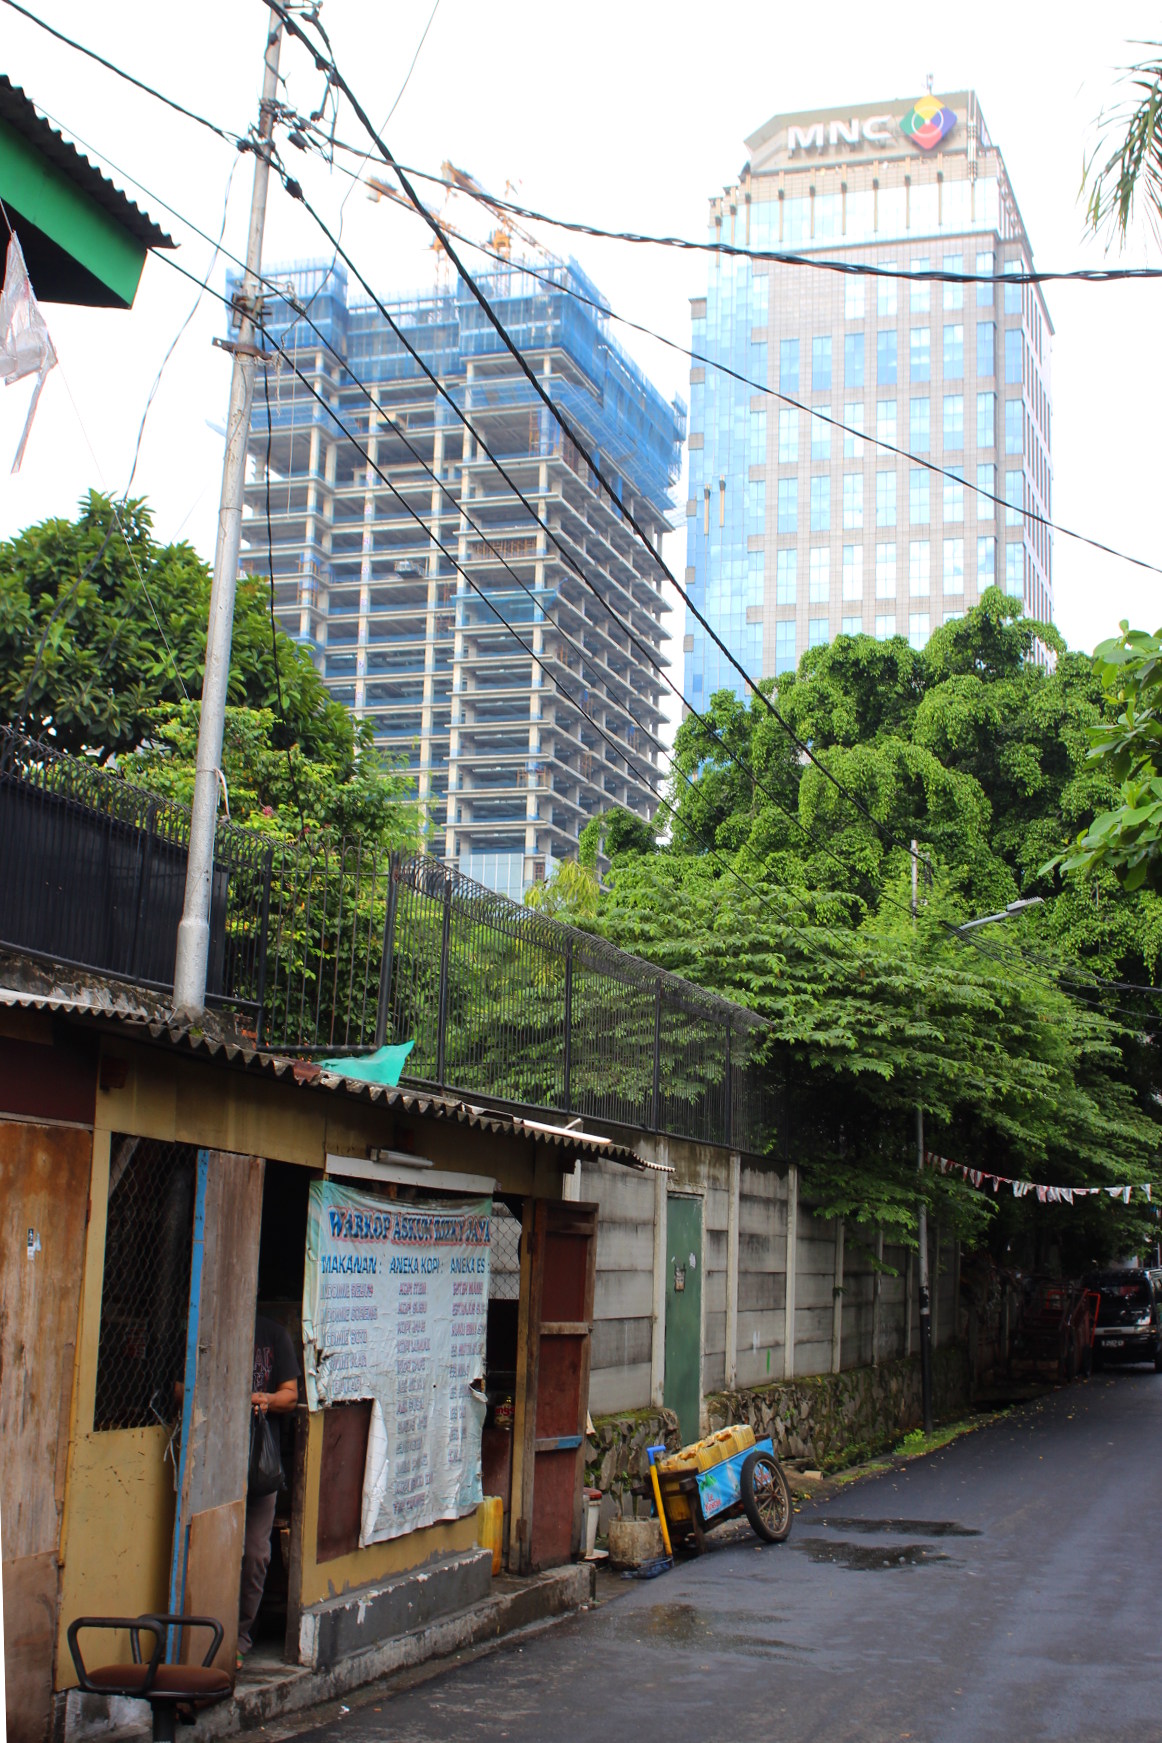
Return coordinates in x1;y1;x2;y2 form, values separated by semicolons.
322;144;1162;286
271;3;942;880
1;0;240;145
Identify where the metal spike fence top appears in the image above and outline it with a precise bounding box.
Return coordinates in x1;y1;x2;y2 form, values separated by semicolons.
0;726;779;1155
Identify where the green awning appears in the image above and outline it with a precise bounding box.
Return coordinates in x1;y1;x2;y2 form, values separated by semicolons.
0;77;172;308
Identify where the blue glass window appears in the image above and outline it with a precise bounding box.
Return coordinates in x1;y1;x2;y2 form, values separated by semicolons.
778;408;798;462
844;332;865;387
843;473;864;529
812;335;832;392
1005;328;1023;384
910;396;930;453
943;394;964;450
776;547;797;604
910;327;931;382
1004;263;1021;315
977;461;997;513
809;617;830;648
911;260;931;313
778;477;798;532
977;251;994;308
943;324;964;379
1005;400;1023;454
810;475;830;531
977;321;995;376
1005;469;1023;525
780;338;800;396
977;535;996;581
942;255;964;311
878;266;898;318
1005;541;1023;594
877;329;898;385
811;410;831;461
876;471;897;527
943;465;964;522
909;469;929;525
775;620;797;672
976;391;996;448
877;399;898;446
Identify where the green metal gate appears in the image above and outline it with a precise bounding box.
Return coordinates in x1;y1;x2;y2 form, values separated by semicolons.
663;1194;702;1445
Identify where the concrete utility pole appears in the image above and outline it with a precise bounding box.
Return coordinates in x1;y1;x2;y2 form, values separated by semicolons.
173;9;282;1019
913;839;934;1433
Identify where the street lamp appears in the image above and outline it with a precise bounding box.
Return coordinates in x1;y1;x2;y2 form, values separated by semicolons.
951;897;1044;935
914;880;1044;1432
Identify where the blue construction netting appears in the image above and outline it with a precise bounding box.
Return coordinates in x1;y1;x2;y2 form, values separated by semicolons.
239;255;685;517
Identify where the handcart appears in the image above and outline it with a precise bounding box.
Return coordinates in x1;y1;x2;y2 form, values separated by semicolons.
650;1425;792;1554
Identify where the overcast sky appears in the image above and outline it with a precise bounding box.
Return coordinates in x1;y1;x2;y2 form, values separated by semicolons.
3;0;1160;689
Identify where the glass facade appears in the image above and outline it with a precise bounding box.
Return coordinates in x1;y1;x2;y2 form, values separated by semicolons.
683;87;1052;699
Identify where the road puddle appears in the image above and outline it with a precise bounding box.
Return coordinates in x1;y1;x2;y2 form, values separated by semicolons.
630;1602;811;1659
818;1517;981;1538
793;1538;953;1570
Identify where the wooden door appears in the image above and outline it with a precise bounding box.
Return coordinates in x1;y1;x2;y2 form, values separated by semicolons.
1;1123;92;1743
169;1148;264;1671
510;1199;597;1574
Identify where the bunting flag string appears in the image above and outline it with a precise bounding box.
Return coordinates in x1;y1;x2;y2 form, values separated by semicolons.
924;1151;1153;1207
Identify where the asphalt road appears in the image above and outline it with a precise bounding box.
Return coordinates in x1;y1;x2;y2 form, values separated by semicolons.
293;1372;1162;1743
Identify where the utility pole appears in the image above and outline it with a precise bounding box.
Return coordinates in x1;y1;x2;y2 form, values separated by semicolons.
173;9;283;1019
913;839;934;1432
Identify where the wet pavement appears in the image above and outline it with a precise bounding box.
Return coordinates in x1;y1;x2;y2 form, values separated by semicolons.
284;1371;1162;1743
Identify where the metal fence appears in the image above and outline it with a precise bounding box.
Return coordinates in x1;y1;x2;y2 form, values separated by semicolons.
0;726;270;1010
0;731;778;1154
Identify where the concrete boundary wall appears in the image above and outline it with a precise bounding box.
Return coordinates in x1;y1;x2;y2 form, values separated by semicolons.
584;1141;961;1425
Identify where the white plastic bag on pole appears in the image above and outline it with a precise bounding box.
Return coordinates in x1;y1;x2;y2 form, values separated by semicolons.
0;230;57;472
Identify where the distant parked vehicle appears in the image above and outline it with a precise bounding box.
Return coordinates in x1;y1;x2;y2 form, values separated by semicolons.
1082;1269;1162;1371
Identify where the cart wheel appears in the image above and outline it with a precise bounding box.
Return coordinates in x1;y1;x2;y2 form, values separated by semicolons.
739;1449;792;1544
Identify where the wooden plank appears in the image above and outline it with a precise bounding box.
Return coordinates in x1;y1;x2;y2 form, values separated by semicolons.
283;1404;310;1660
183;1498;244;1671
176;1151;263;1627
0;1123;91;1559
539;1320;591;1337
314;1401;372;1563
3;1551;57;1743
509;1196;544;1575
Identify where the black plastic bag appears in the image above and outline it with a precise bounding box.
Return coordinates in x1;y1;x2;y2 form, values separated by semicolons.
248;1410;284;1497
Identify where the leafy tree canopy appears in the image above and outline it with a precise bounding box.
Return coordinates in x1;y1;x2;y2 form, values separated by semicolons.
0;491;355;768
545;592;1162;1264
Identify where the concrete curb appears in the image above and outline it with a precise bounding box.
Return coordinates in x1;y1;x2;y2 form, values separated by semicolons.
205;1564;595;1739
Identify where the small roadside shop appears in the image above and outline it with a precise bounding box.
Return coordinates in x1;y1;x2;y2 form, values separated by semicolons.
0;984;636;1743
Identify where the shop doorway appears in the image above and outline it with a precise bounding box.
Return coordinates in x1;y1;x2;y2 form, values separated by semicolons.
248;1159;312;1662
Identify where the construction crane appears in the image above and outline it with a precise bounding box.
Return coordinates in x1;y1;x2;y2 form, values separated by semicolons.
365;160;546;283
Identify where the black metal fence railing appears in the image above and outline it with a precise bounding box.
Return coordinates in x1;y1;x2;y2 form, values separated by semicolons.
0;725;270;1012
0;730;778;1154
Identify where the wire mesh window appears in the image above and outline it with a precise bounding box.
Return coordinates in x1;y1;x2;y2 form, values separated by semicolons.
94;1137;198;1432
489;1203;522;1301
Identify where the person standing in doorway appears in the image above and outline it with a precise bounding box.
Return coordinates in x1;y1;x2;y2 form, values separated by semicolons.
238;1314;299;1663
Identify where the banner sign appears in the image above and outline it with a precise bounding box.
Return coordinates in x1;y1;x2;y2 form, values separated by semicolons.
302;1178;492;1545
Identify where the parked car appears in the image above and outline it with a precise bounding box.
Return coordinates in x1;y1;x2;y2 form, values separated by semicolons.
1082;1269;1162;1370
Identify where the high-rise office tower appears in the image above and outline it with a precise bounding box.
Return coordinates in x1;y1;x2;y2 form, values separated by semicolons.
683;91;1052;703
238;259;684;899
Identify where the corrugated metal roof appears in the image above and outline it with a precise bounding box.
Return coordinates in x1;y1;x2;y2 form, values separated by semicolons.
0;985;662;1169
0;77;173;250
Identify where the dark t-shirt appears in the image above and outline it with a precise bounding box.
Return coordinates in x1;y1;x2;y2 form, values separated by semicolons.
253;1314;298;1397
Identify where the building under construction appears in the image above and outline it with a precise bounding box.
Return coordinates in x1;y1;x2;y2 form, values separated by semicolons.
238;255;685;900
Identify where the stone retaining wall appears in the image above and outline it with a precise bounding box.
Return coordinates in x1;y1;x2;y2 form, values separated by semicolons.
705;1344;970;1468
586;1346;970;1503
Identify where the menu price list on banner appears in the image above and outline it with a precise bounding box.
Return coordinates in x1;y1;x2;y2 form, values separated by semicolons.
301;1180;492;1544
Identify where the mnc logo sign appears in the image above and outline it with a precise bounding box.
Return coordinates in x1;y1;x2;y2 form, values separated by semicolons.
900;96;958;151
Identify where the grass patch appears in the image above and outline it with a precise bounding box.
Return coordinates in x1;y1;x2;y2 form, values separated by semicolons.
834;1458;891;1483
892;1414;997;1460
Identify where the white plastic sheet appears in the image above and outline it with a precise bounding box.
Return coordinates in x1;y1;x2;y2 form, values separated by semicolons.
0;232;57;472
302;1179;491;1545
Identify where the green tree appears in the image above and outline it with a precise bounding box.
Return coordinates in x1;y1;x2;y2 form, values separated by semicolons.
552;591;1162;1255
0;490;354;767
1083;44;1162;246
